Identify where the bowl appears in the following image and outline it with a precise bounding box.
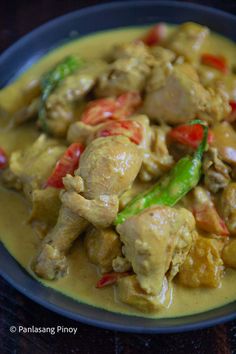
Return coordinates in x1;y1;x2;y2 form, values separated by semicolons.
0;1;236;333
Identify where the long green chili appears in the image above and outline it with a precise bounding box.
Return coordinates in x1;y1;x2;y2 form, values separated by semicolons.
115;119;208;225
38;56;84;132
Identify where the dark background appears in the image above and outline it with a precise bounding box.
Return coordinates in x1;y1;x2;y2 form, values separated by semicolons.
0;1;236;353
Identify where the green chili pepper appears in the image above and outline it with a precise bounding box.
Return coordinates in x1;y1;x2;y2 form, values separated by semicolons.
38;56;84;132
115;119;208;225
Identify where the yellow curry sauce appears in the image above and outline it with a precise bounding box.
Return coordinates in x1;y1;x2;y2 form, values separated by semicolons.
0;26;236;318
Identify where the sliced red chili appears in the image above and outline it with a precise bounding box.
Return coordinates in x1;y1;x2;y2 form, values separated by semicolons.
97;120;143;145
46;143;84;189
114;92;141;118
230;100;236;112
96;272;130;288
81;98;117;126
81;92;141;126
0;148;7;169
168;123;213;149
201;54;228;74
226;100;236;123
141;23;167;46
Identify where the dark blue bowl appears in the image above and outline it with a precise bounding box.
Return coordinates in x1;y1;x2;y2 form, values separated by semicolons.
0;1;236;333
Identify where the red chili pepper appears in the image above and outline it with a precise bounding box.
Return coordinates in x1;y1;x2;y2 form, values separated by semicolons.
81;92;141;126
141;23;167;46
230;100;236;112
168;123;213;149
115;92;141;118
81;98;117;125
201;54;228;74
96;272;130;288
0;148;7;169
46;143;84;189
193;205;229;236
97;120;143;145
226;101;236;123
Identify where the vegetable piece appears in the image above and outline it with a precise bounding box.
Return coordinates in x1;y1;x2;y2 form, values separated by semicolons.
168;123;213;149
96;120;143;145
0;148;7;169
178;236;224;288
46;143;84;189
230;100;236;112
116;92;142;118
38;56;84;132
201;54;228;74
81;98;117;125
115;119;208;225
193;205;229;236
81;92;141;125
96;272;130;288
141;23;167;46
227;100;236;122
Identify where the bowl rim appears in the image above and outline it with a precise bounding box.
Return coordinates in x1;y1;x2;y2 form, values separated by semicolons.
0;0;236;333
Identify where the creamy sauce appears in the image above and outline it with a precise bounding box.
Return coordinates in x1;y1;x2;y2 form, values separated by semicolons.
0;26;236;318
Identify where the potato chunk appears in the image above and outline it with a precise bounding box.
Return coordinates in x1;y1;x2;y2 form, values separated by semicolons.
85;228;122;273
220;183;236;235
178;236;224;288
117;275;170;312
222;239;236;269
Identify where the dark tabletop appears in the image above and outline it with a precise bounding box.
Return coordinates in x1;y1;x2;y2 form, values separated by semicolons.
1;1;236;353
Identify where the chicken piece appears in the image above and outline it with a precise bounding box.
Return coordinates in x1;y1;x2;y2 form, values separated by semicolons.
0;77;40;127
75;136;142;199
221;74;236;101
112;256;131;273
61;186;119;229
222;239;236;269
143;63;230;125
29;187;61;238
117;275;171;312
117;206;195;295
34;136;142;280
44;60;108;137
67;121;97;145
166;22;209;62
145;60;173;93
84;227;122;273
95;57;151;97
110;41;154;64
207;74;236;103
203;148;231;193
220;183;236;236
95;42;153;97
3;135;66;199
150;46;176;64
139;124;174;182
197;65;221;88
212;122;236;166
178;236;224;288
33;207;88;280
201;86;230;124
197;66;236;103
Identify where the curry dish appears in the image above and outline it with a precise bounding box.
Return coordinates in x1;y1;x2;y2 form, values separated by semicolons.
0;23;236;318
